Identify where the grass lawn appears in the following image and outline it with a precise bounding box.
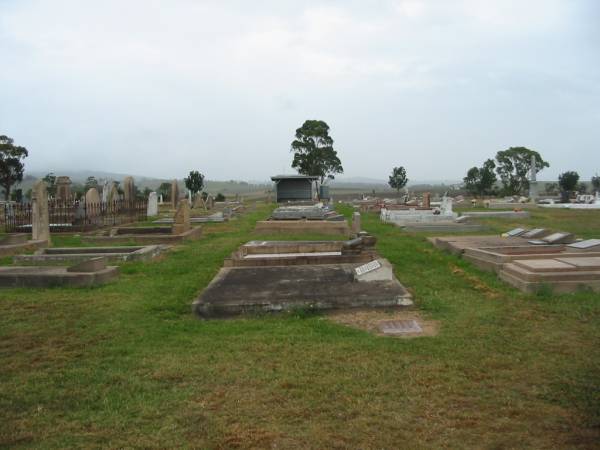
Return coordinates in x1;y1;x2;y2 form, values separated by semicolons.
1;204;599;448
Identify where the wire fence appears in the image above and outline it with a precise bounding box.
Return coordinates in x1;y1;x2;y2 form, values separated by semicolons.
3;199;147;233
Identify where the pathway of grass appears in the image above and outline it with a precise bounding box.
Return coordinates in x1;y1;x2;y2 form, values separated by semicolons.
0;204;598;448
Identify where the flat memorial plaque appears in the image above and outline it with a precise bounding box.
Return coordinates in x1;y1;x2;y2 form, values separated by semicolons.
355;260;381;276
542;232;569;244
567;239;600;250
379;319;423;335
522;228;546;238
506;228;526;237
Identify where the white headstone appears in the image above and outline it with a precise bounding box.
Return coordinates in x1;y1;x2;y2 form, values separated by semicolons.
147;192;158;216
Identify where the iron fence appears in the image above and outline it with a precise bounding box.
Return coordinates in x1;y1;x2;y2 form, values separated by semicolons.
3;199;147;233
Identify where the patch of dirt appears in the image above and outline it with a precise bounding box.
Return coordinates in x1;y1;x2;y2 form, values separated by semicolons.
327;309;439;338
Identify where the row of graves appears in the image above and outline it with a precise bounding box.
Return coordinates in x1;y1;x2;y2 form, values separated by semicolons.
379;193;530;232
430;228;600;294
254;203;350;235
0;178;206;288
194;210;413;318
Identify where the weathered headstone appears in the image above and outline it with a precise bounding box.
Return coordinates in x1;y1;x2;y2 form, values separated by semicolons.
55;176;72;201
147;192;158;216
206;195;214;210
193;193;205;209
31;179;50;243
172;199;191;235
85;187;100;205
101;180;110;202
352;212;361;235
423;192;431;209
109;183;120;203
123;176;135;203
171;180;179;209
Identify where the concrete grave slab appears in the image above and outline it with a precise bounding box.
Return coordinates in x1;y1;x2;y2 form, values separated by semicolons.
194;261;412;318
14;245;167;264
506;228;527;237
0;265;118;288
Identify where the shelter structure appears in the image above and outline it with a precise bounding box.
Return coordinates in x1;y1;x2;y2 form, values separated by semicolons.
271;175;318;203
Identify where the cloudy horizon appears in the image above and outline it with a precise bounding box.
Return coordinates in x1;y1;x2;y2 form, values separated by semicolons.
1;0;599;182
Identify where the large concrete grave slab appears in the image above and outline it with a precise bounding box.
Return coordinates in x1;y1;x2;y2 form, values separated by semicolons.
0;234;48;257
14;245;168;264
82;226;202;245
254;220;350;236
403;223;488;233
499;256;600;294
0;259;118;288
225;235;377;267
193;262;412;318
463;245;600;273
429;235;525;255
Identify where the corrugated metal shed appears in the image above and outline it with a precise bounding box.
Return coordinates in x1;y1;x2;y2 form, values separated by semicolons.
271;175;318;202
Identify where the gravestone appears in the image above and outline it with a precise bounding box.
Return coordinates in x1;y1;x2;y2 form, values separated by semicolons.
440;195;453;216
206;195;214;210
352;212;361;235
172;199;191;235
85;187;100;205
423;192;431;209
171;180;179;209
193;193;205;209
55;176;72;201
31;179;50;243
147;192;158;216
378;319;422;335
109;183;120;203
101;180;110;202
122;176;135;203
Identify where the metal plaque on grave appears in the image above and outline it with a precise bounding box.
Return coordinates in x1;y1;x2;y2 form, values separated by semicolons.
355;260;381;276
378;319;423;335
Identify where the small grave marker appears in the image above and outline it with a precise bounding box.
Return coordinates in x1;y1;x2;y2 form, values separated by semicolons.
379;319;422;335
522;228;546;238
506;228;526;237
355;260;381;276
567;239;600;250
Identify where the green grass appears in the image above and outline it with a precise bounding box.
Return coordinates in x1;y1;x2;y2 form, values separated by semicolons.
1;204;599;448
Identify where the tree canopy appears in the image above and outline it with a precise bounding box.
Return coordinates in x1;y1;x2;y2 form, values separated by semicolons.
184;170;205;194
495;147;549;196
558;171;580;196
290;120;343;189
463;159;497;197
388;166;408;193
0;135;28;200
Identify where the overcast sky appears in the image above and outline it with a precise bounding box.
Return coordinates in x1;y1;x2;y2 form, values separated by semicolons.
1;0;598;182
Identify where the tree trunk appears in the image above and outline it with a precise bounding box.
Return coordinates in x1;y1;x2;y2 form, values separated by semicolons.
3;184;10;201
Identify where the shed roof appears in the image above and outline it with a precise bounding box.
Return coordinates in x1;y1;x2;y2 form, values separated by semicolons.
271;175;319;181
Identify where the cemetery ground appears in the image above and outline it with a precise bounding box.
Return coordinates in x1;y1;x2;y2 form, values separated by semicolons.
1;205;599;449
